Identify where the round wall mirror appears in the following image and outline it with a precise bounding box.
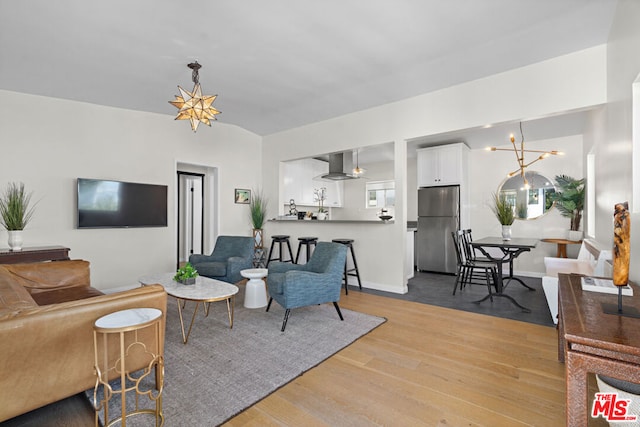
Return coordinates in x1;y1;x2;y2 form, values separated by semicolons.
498;171;556;220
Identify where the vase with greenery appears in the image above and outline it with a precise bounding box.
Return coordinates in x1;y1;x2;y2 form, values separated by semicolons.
549;174;585;240
490;192;515;240
0;182;36;251
174;262;199;285
249;189;268;266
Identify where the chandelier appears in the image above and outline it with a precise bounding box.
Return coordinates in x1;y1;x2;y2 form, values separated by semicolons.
487;122;563;188
169;61;221;132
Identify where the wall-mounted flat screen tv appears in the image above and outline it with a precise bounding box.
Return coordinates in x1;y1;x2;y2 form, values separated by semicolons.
77;178;168;228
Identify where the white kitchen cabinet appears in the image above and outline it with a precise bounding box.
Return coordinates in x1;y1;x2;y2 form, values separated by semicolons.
416;143;469;187
282;158;343;207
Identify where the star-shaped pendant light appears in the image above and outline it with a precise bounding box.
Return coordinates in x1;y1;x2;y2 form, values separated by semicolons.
169;61;221;132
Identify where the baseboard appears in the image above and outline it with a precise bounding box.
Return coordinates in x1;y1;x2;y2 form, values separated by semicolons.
347;278;408;294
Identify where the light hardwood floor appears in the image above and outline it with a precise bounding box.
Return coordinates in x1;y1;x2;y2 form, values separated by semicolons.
2;290;567;426
224;290;566;426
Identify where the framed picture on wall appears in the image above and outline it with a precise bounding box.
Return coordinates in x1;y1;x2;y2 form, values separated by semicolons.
235;188;251;204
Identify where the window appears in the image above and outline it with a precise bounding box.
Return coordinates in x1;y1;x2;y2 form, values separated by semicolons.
366;180;395;208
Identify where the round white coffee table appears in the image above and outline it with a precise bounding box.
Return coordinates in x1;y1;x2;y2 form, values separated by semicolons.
139;273;238;344
241;268;268;308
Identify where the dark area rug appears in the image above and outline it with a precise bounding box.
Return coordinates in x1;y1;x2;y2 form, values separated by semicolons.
87;285;386;426
361;271;555;327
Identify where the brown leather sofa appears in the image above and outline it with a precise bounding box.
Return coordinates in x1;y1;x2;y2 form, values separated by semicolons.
0;259;167;422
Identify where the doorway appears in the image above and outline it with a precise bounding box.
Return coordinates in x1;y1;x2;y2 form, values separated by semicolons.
177;171;205;268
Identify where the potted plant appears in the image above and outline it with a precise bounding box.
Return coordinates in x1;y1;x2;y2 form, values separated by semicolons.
0;182;36;251
174;262;199;285
490;192;515;240
249;189;268;263
549;174;585;241
314;187;327;220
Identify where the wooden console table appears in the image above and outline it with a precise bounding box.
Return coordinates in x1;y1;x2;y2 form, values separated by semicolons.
558;273;640;426
0;246;70;264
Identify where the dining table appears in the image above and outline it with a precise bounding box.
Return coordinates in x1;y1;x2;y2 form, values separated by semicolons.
470;236;539;312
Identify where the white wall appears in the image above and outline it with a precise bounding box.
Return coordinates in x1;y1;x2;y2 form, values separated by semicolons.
0;90;262;290
263;46;607;292
594;0;640;283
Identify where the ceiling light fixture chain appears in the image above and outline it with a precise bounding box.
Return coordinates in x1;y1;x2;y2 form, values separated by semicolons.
169;61;220;132
188;61;201;84
486;121;563;189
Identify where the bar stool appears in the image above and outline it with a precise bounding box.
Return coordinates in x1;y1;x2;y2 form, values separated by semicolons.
266;235;294;266
332;238;362;294
295;237;318;264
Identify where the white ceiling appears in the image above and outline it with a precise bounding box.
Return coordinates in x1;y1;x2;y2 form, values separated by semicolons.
0;1;616;143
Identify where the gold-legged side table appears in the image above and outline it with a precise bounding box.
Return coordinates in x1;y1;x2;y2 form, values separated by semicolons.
93;308;164;427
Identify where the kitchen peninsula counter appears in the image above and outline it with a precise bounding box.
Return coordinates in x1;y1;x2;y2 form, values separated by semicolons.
269;218;394;224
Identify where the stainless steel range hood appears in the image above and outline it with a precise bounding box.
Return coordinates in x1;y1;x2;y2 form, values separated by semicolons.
320;152;357;181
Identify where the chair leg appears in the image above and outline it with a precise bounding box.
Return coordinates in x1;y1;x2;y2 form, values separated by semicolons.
333;302;344;321
349;248;362;290
286;241;295;263
281;309;291;332
266;297;273;312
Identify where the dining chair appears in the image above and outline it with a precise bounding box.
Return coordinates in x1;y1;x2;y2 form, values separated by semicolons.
451;230;499;297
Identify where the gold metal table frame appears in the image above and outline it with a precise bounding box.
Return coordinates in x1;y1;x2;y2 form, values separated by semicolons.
92;308;164;427
174;293;235;344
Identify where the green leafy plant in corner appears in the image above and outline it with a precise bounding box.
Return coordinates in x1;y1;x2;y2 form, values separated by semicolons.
0;182;36;231
548;174;585;231
249;189;268;229
490;192;515;226
174;262;199;282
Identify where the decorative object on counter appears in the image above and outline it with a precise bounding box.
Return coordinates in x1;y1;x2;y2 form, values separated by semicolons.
490;192;515;240
602;202;637;318
378;208;393;222
314;187;327;220
174;262;199;285
249;189;268;267
235;188;251;204
0;182;37;251
169;61;221;132
303;211;312;220
288;199;298;216
486;121;563;188
548;174;585;241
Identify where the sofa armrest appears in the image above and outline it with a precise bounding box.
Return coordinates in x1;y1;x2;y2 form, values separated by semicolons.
0;284;167;422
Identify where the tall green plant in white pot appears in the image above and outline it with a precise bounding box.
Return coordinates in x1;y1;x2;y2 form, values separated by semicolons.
249;189;268;266
490;192;515;240
549;175;585;241
0;182;36;251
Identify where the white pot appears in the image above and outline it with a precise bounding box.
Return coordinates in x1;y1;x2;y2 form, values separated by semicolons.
501;225;512;241
7;230;23;251
568;230;583;242
317;212;327;221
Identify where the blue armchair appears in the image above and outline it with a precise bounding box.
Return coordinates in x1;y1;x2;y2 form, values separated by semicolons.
266;241;348;331
189;235;254;284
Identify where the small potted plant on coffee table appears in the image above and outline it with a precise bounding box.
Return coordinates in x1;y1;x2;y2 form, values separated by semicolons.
174;262;199;285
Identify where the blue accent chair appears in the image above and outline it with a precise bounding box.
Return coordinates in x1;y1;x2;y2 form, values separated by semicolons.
189;236;254;284
266;241;348;331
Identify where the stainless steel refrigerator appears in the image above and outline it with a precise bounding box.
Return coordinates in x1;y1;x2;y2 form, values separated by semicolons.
417;185;460;274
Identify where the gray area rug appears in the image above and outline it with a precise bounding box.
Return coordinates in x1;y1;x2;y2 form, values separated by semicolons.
89;286;386;426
